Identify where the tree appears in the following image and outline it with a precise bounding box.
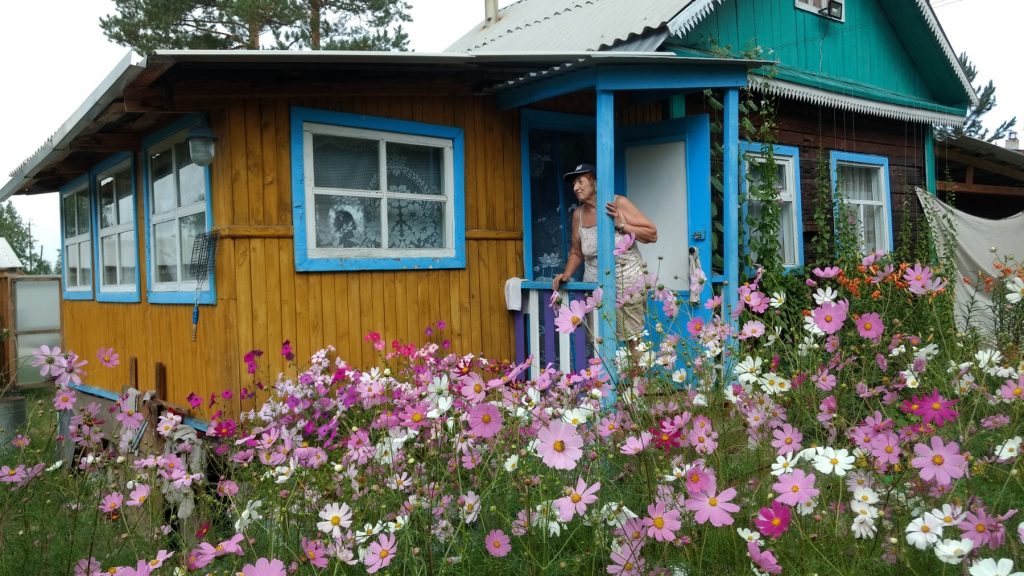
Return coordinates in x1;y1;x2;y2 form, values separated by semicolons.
0;202;54;275
939;52;1017;143
99;0;410;53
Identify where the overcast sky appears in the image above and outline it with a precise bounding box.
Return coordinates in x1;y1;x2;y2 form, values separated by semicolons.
0;0;1018;265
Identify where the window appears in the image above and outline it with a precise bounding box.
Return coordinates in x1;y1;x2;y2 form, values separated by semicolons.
291;107;465;272
830;151;892;254
740;142;803;269
95;156;139;301
795;0;844;21
143;117;214;304
61;178;93;299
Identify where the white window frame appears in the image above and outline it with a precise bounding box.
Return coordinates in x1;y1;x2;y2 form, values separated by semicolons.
145;130;210;295
830;151;892;254
740;142;804;269
96;160;137;293
303;123;456;261
61;184;92;295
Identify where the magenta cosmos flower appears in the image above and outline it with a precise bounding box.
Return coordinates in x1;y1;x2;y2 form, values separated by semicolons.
811;300;848;334
913;389;958;427
911;436;966;486
241;558;286;576
53;388;76;411
772;469;819;506
771;423;803;456
485;529;511;557
554;477;601;522
685;486;740;527
468;403;503;439
754;500;792;538
855;312;885;341
365;533;397;574
555;299;589;334
644;500;682;542
747;541;783;575
536;420;583;470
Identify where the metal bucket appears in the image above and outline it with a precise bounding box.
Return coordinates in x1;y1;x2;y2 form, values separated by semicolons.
0;396;27;450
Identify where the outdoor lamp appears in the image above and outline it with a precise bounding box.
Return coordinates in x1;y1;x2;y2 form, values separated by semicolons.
187;124;218;167
818;0;843;21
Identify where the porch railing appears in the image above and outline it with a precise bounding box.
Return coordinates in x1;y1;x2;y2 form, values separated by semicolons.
511;283;598;380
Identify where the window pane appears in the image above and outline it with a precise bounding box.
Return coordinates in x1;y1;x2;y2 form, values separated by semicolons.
66;244;79;287
99;176;116;228
386;142;444;196
154;220;179;283
76;192;91;235
780;201;796;266
80;240;92;287
388;199;445;249
63;195;76;238
102;235;118;286
176;141;206;207
179;213;205;282
312;135;379;190
16;331;62;386
14;279;61;332
116;169;133;224
151;149;176;213
864;205;885;253
119;232;136;284
837;164;877;202
313;194;382;248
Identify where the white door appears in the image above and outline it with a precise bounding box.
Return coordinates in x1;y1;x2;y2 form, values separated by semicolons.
625;141;688;291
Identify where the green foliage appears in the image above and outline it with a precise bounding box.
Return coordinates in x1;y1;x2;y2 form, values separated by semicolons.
99;0;411;53
0;202;53;275
936;52;1017;143
809;149;835;268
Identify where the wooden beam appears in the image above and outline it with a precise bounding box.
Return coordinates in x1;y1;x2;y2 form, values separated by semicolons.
465;229;521;240
213;224;293;239
69;132;141;153
937;181;1024;197
966;164;974;184
939;149;1024;182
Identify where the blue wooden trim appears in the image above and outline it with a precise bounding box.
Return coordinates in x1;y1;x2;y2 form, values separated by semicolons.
519;109;596;280
142;116;216;305
595;65;750;92
829;150;894;252
92;152;142;303
291;106;466;272
60;174;94;301
738;141;805;270
70;383;120;402
497;68;598;110
924;130;936;195
595;90;617;393
722;89;740;322
520;280;598;291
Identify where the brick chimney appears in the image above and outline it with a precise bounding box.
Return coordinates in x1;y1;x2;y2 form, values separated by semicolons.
1007;130;1019;151
484;0;499;28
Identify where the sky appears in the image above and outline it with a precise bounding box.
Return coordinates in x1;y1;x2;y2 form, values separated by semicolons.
0;0;1018;266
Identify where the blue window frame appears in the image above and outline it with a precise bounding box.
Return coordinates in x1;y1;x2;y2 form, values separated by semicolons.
60;175;94;300
93;152;141;302
142;116;215;305
739;142;804;269
290;107;465;272
829;151;893;254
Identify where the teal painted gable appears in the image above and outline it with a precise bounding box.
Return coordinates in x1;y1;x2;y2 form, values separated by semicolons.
666;0;970;114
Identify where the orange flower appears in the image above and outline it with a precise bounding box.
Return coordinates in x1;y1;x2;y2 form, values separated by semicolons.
871;290;882;300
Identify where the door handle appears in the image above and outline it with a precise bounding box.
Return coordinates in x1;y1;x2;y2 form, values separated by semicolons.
692;230;705;241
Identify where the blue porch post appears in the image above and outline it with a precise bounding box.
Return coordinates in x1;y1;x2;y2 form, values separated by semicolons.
723;88;740;321
924;129;936;195
596;90;618;389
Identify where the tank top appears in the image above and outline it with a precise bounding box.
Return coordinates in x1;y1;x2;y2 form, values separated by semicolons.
577;208;646;289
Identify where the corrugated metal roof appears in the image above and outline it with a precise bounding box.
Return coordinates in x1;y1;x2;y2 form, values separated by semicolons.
446;0;696;53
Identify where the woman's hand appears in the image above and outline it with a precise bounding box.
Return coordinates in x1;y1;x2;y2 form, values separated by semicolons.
552;273;566;291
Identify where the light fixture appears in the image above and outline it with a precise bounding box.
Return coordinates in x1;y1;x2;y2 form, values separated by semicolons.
187;124;218;167
818;0;843;21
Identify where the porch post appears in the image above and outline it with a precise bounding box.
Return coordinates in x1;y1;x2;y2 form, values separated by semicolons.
723;88;740;321
596;90;618;382
924;129;936;195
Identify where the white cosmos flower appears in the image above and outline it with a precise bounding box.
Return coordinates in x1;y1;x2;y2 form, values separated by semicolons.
663;466;686;483
736;527;763;545
906;515;943;550
770;452;799;476
802;315;825;337
851;514;877;539
561;406;594;426
734;356;763;384
671;369;688;383
427;395;453;419
813;286;839;305
235;499;263;532
969;558;1024;576
935;538;974;565
769;291;786;308
504;455;519;472
1005;276;1024;304
813;447;855;476
317;502;353;539
851;487;879;506
994;436;1022;462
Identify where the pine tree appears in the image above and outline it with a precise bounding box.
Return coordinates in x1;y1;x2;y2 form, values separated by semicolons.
99;0;410;53
938;52;1017;143
0;202;54;275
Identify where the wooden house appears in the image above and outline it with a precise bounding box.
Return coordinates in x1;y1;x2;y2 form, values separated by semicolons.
0;0;975;418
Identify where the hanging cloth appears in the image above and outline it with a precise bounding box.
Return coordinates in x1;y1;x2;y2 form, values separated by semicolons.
688;248;706;304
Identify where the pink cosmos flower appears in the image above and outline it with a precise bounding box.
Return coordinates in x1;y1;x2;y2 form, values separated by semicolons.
536;420;583;470
911;436;967;486
772;469;819;506
31;345;62;377
904;263;932;286
126;484;150;507
613;232;636;256
771;423;803;456
485;529;511;557
855;312;885;341
74;557;101;576
913;389;958;427
459;373;487;403
97;347;120;368
869;431;902;471
608;545;645;575
99;492;124;516
112;560;153;576
686;316;705;337
754;500;792;538
812;300;848;334
399;402;432;429
241;558;286;576
365;533;397;574
555;299;590;334
553;477;601;522
738;320;766;340
1000;377;1024;401
684;463;715;495
53;388;76;411
468;403;503;438
739;288;769;314
620;432;652;455
747;541;783;574
301;537;328;568
217;479;239;497
685;486;740;527
54;352;87;386
643;500;682;542
243;349;263;374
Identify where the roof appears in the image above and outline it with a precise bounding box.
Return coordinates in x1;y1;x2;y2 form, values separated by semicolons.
943;136;1024;169
1;49;754;200
0;238;24;270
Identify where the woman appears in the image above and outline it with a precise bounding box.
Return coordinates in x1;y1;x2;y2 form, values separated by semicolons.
551;163;658;341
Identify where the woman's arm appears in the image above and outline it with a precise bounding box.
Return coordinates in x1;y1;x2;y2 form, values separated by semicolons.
606;196;658;244
552;210;584;290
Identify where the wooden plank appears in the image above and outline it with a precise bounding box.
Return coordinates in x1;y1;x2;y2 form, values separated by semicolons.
936;181;1024;197
260;100;279;225
235;238;255;385
358;273;374;366
245;100;264;226
279;239;297;357
228;101;250;227
264;238;282;371
214;225;293;238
